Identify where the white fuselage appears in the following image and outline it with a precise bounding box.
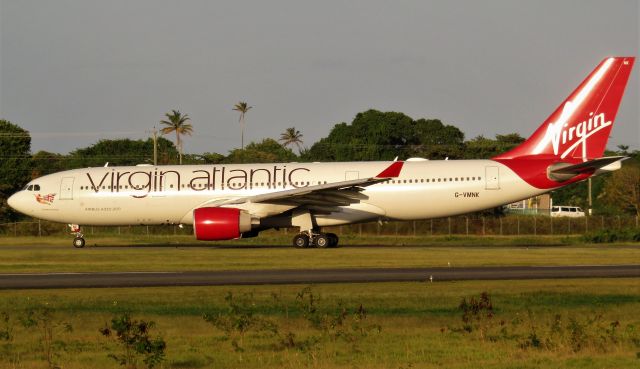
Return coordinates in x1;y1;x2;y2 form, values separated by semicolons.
10;159;545;227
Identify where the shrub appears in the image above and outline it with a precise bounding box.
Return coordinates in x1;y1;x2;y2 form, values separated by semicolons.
584;228;640;243
99;313;166;369
458;292;494;340
21;304;72;369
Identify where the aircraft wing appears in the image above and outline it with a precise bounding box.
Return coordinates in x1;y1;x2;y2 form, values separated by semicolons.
201;161;404;209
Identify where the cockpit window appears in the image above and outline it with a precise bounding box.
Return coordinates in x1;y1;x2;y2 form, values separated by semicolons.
34;185;41;191
27;185;33;191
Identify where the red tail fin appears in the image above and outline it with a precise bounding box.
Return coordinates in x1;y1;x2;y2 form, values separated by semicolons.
495;57;635;161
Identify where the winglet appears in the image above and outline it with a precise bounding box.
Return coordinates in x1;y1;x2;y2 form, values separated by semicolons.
375;161;404;178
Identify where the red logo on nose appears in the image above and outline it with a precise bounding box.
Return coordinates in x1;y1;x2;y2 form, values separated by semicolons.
35;193;56;205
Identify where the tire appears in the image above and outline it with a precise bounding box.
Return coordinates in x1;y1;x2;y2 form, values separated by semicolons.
73;237;86;248
327;233;339;247
293;234;310;248
315;234;330;248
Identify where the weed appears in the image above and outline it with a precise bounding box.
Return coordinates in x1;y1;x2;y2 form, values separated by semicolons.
99;312;166;369
458;292;494;340
0;312;13;341
295;287;381;353
203;292;278;360
0;311;20;368
21;304;72;369
519;312;624;353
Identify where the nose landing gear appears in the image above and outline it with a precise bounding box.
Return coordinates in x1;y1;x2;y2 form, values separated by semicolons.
69;224;85;248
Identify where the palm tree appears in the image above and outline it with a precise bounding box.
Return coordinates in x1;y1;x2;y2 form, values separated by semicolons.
233;101;252;150
160;109;193;164
279;127;304;153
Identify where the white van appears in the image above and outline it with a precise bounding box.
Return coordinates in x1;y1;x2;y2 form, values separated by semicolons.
550;206;585;218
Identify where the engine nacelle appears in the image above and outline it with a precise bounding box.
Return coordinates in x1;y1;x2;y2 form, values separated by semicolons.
193;207;252;241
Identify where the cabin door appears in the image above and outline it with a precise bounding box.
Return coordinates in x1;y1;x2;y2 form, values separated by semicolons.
485;166;500;190
60;177;75;200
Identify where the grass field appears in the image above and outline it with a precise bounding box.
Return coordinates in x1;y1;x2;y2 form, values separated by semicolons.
0;235;638;368
0;235;638;273
0;279;638;368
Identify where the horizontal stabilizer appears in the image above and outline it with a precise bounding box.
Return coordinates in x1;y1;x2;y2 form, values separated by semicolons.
548;156;626;181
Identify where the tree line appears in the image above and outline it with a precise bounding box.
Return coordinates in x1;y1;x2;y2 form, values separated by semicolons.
1;107;638;222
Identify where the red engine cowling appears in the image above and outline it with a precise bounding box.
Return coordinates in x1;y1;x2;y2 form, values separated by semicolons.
193;207;252;241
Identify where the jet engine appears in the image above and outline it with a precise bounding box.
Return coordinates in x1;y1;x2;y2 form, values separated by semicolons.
193;207;252;241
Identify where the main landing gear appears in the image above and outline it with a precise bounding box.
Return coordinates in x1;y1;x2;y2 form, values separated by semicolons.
292;231;339;248
69;224;85;248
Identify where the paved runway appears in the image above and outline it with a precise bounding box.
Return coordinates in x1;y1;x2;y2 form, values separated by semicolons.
0;265;637;289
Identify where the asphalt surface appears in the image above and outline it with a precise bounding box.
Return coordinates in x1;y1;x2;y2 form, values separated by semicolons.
0;265;637;289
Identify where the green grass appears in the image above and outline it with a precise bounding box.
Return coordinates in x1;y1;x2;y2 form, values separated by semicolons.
0;279;638;368
0;234;638;367
0;235;638;273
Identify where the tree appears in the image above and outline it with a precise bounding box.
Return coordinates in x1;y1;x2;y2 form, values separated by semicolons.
160;109;193;164
279;127;304;153
600;165;640;216
67;138;178;168
31;151;67;178
0;120;31;222
233;101;252;151
412;118;465;159
305;110;417;162
617;145;630;155
225;138;297;164
462;133;525;159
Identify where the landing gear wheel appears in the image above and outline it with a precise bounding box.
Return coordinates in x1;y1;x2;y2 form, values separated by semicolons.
327;233;339;247
293;234;310;248
315;234;330;248
73;236;85;248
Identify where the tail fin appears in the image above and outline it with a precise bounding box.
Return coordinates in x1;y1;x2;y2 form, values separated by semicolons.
494;57;635;161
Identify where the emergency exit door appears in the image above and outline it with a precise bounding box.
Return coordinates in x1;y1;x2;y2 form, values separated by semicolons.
345;171;359;180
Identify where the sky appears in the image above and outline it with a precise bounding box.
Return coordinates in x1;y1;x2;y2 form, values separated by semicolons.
0;0;638;156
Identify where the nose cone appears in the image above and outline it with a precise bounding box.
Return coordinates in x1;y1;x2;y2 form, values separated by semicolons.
7;192;28;215
7;193;18;210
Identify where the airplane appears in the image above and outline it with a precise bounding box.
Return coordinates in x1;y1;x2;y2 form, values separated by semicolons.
8;57;635;248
